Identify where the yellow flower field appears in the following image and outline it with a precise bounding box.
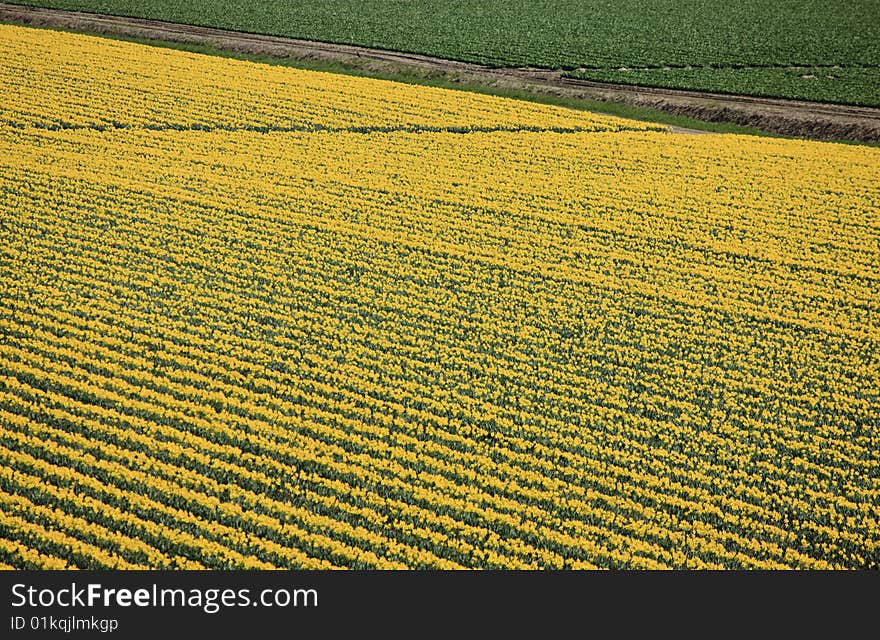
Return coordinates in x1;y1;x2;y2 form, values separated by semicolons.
1;24;878;569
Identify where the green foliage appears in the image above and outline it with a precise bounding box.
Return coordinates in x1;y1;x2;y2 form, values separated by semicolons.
566;66;880;107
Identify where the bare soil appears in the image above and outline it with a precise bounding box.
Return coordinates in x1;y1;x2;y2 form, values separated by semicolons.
3;3;879;142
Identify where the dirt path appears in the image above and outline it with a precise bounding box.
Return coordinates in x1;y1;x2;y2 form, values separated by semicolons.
3;3;879;142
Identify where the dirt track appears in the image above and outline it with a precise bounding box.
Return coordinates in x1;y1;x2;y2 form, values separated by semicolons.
3;3;879;142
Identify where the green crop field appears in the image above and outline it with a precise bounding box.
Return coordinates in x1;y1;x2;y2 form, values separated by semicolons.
566;67;880;107
8;0;880;106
